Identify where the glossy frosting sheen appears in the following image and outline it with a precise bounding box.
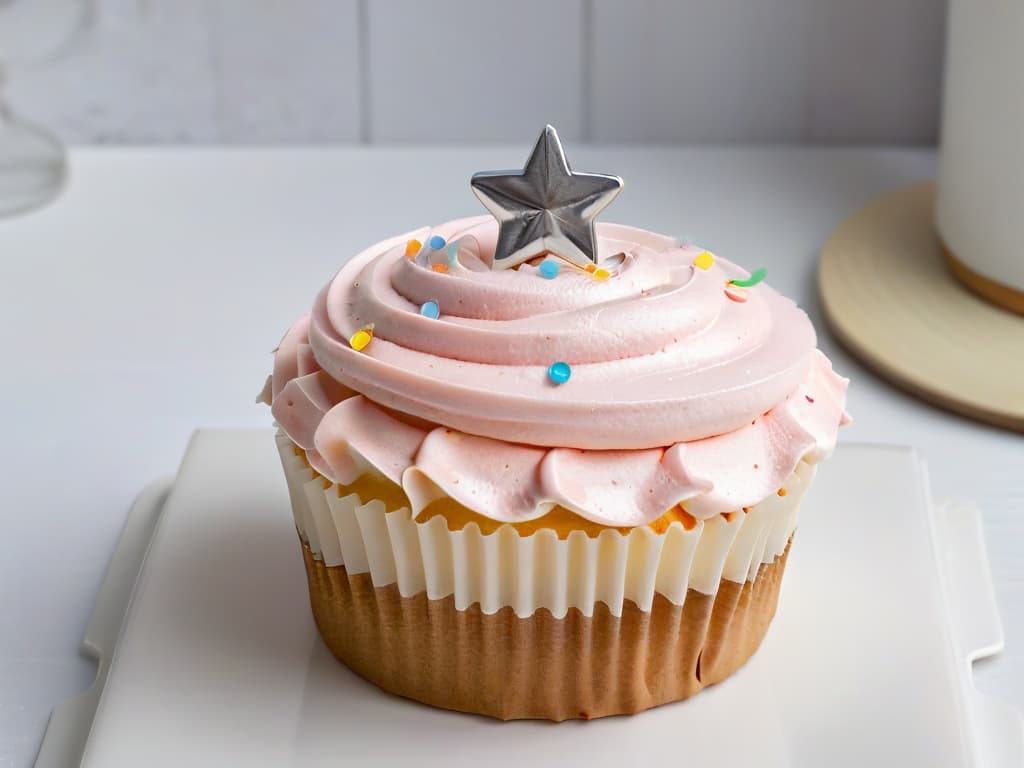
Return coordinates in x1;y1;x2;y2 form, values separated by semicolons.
267;218;849;525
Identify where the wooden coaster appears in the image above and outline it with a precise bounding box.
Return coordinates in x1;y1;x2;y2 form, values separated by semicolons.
818;182;1024;433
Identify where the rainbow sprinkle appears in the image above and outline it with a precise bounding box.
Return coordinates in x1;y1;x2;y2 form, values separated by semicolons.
420;300;440;319
548;361;572;384
693;251;715;270
539;260;560;279
428;235;446;250
349;325;374;351
729;267;767;288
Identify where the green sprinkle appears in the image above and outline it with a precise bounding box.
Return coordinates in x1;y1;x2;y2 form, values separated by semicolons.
729;267;767;288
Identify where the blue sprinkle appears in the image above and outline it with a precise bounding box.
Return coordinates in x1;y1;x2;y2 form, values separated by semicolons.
548;361;571;385
428;235;446;250
539;260;560;279
420;300;440;319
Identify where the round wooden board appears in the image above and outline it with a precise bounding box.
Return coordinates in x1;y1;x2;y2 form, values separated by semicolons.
818;182;1024;433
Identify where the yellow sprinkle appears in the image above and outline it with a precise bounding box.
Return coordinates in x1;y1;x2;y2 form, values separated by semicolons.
349;328;373;351
593;268;610;281
693;251;714;270
404;239;422;258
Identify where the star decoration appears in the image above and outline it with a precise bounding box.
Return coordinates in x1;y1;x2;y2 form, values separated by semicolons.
470;125;623;270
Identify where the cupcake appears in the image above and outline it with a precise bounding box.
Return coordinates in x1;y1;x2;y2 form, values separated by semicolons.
260;126;848;721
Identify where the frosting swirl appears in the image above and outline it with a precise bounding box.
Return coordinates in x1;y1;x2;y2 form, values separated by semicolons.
266;219;849;525
307;216;816;449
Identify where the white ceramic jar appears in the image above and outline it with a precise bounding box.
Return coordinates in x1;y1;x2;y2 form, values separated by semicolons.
936;0;1024;313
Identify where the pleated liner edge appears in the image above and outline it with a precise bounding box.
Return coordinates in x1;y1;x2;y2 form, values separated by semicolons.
301;539;791;721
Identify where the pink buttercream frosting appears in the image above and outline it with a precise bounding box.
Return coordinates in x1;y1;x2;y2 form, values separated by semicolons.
265;218;849;525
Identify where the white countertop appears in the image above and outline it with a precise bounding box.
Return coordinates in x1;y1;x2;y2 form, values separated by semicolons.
0;146;1020;767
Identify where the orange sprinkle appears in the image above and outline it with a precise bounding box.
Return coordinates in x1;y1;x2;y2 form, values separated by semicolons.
404;239;422;258
431;263;449;274
721;511;736;522
777;488;787;497
584;263;597;273
742;506;751;514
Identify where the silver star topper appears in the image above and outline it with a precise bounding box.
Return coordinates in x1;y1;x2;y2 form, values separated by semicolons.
470;125;623;270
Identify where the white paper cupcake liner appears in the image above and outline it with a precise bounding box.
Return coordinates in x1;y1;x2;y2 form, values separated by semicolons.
276;431;815;619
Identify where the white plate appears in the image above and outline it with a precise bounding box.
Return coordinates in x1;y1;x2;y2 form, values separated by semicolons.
36;431;1022;767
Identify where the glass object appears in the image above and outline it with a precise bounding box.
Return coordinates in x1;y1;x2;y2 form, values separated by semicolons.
0;0;89;216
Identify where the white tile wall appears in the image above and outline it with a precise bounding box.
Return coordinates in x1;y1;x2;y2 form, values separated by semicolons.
9;0;362;143
365;0;584;142
591;0;813;142
805;0;946;142
11;0;224;143
6;0;946;144
208;0;361;142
